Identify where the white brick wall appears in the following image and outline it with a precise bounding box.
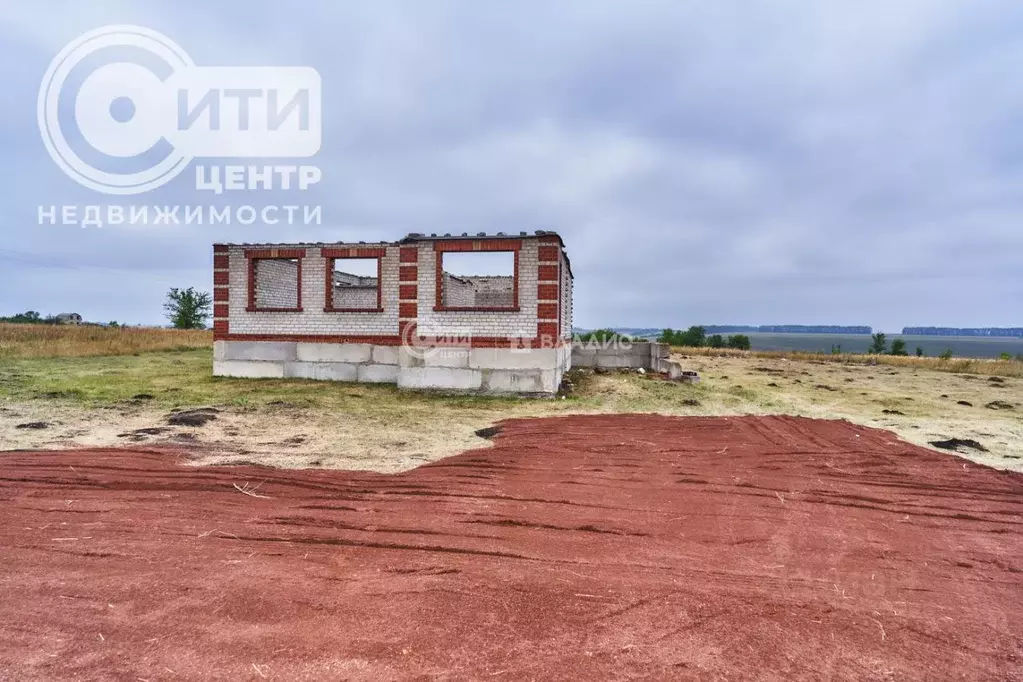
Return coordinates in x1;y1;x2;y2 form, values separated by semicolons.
227;245;399;335
417;240;540;339
254;259;299;309
223;238;563;341
560;254;573;339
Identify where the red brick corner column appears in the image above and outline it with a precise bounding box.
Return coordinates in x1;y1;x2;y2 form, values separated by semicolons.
536;239;561;343
398;246;419;340
212;244;230;339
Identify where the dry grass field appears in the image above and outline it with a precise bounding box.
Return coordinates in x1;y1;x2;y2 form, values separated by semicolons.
0;323;212;358
0;323;1019;473
677;345;1023;377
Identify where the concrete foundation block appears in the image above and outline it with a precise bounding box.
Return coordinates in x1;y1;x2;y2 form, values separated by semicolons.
483;369;559;394
285;362;358;381
469;347;559;370
213;360;286;378
594;354;638;369
222;341;296;362
358;363;400;383
424;348;470;368
213;340;227;361
398;367;482;391
371;345;400;365
398;347;427;368
296;343;372;363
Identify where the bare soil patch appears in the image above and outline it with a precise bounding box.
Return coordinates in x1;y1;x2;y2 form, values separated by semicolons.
1;415;1020;679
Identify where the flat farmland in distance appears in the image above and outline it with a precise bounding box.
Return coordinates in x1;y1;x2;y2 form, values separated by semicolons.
741;332;1023;358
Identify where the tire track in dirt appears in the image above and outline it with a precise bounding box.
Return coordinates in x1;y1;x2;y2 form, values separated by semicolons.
0;414;1020;680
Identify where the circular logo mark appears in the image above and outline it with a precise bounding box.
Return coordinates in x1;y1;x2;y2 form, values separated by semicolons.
37;25;194;195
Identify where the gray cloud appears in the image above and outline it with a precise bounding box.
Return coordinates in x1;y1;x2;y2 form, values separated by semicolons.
1;0;1020;329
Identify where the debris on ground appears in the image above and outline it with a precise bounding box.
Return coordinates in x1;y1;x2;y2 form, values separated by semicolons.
14;422;49;430
167;408;220;427
929;438;989;453
985;401;1015;411
474;425;503;440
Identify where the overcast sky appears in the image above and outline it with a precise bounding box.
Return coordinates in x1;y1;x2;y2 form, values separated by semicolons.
1;1;1021;332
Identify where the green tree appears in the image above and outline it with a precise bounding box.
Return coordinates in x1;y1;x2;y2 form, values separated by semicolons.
915;346;924;357
868;332;887;354
939;348;954;361
889;339;908;356
0;311;43;324
726;334;751;350
680;325;707;347
707;334;725;348
164;287;212;329
658;326;707;347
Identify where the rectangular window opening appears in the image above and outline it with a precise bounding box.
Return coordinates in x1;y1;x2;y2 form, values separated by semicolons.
252;258;300;311
330;257;381;311
439;251;517;310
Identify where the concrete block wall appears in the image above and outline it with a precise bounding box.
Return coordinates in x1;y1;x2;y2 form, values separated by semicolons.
571;341;668;370
213;341;569;395
213;340;401;384
397;345;567;394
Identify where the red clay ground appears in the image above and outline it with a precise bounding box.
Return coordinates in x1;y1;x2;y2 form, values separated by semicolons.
1;415;1021;680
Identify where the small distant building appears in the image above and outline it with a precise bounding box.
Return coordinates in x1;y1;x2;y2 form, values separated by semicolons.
55;313;82;325
211;232;573;395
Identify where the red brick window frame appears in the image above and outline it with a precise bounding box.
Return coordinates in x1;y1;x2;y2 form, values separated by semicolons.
245;249;306;312
323;247;386;313
433;240;521;312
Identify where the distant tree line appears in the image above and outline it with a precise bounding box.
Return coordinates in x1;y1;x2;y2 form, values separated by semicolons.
0;311;129;327
0;311;60;324
659;326;751;350
901;327;1023;338
703;325;872;334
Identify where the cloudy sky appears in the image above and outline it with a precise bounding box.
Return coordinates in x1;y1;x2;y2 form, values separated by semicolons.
1;1;1021;332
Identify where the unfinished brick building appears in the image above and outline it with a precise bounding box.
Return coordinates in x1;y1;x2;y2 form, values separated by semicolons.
212;232;573;395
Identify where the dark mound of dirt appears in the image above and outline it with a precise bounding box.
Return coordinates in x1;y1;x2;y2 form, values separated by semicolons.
929;438;989;453
1;415;1020;680
167;408;220;427
957;400;973;406
14;422;49;430
985;401;1015;411
882;409;905;415
474;425;503;440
